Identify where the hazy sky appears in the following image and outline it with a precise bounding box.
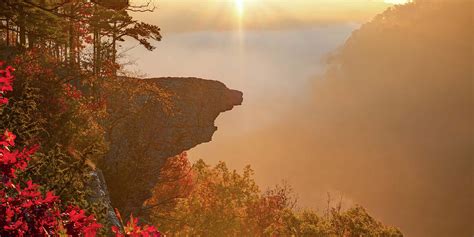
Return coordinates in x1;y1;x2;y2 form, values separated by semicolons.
130;0;398;32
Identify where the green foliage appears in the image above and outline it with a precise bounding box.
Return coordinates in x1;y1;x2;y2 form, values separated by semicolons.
28;145;110;235
0;52;109;227
0;79;42;146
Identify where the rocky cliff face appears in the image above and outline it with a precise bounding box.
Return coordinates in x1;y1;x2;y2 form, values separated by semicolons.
100;77;242;216
143;77;243;159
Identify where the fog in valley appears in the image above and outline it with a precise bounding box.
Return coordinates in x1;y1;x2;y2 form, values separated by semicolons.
128;1;473;236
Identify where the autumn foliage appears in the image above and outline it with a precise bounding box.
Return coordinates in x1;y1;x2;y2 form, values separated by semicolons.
112;210;160;237
145;158;402;236
1;62;160;236
0;64;101;236
0;123;102;236
0;62;13;105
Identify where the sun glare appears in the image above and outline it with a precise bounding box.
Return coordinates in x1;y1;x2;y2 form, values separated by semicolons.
384;0;411;4
235;0;244;17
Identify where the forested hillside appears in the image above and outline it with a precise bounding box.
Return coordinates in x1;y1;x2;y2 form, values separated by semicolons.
311;1;472;236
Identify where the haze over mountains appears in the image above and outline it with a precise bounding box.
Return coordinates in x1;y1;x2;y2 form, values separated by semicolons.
128;1;473;236
293;1;472;236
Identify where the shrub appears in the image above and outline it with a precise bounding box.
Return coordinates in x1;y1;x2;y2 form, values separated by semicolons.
1;62;160;236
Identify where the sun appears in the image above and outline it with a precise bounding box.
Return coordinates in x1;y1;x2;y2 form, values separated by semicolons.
384;0;411;4
235;0;244;17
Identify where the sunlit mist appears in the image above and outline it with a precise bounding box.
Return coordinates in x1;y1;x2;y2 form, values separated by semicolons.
235;0;244;17
126;1;473;237
384;0;411;4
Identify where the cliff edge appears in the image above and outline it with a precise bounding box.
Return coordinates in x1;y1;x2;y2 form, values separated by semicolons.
99;77;243;216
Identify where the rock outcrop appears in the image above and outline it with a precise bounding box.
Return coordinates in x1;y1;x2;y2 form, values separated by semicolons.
88;170;122;229
142;77;243;159
100;77;242;216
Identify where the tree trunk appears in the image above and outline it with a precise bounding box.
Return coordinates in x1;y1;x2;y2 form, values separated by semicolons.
19;6;26;48
6;19;9;46
68;3;75;66
112;21;117;75
93;28;100;75
28;34;35;48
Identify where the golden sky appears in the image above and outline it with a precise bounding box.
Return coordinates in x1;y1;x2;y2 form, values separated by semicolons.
130;0;403;33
